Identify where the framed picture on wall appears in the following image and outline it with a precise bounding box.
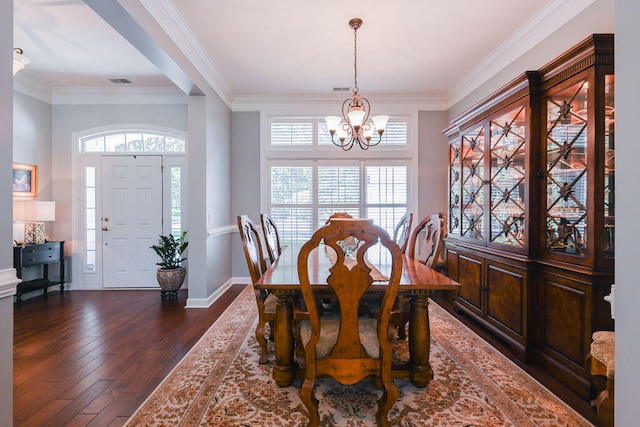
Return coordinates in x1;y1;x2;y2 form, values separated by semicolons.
12;163;37;199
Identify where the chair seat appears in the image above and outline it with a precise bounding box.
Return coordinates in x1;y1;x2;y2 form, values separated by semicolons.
264;293;277;314
299;316;380;359
591;331;615;379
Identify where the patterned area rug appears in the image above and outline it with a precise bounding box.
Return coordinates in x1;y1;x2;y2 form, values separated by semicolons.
126;285;592;426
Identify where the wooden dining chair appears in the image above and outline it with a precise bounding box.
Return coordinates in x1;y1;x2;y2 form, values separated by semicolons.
392;213;446;339
296;219;403;427
408;214;446;268
392;212;413;254
237;215;276;364
260;213;282;264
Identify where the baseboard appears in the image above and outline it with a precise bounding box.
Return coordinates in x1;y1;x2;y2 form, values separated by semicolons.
185;277;248;308
0;268;20;299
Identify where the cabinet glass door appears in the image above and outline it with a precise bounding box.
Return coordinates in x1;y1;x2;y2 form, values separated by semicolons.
449;139;461;237
461;125;485;240
489;104;526;247
545;79;588;255
604;75;615;258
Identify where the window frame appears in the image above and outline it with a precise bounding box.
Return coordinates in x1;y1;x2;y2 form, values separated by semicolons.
263;114;417;242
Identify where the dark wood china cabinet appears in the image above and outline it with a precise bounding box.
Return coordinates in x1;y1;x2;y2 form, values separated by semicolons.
442;34;614;398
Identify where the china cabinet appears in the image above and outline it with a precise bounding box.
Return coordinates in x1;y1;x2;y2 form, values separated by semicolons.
443;71;540;361
442;34;614;398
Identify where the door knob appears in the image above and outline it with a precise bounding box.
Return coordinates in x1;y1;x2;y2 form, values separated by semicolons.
102;226;110;231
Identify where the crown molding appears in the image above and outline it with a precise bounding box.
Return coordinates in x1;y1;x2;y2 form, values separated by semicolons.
139;0;234;108
51;87;188;105
13;76;52;104
231;94;448;113
446;0;596;109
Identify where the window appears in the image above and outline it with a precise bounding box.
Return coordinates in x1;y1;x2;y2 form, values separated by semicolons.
81;131;185;153
83;166;97;272
266;116;413;245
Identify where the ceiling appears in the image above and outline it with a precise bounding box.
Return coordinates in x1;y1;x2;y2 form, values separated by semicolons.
13;0;600;108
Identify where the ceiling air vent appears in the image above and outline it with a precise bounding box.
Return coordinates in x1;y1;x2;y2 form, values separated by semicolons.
109;78;131;84
333;87;351;93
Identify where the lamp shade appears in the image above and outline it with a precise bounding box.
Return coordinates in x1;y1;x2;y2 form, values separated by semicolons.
13;49;30;76
13;200;56;222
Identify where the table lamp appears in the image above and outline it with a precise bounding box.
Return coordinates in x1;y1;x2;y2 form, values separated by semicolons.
13;200;55;244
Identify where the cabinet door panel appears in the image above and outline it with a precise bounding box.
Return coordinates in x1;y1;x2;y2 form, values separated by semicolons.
486;263;525;336
457;254;483;311
542;278;588;366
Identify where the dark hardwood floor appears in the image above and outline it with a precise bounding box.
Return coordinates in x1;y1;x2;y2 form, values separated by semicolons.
13;285;245;427
14;286;601;426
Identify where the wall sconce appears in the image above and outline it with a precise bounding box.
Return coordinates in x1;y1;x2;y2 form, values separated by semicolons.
13;48;30;76
13;200;55;244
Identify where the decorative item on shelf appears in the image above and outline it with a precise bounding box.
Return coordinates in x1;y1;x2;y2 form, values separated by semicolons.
13;48;30;76
13;200;55;244
324;18;388;151
150;231;188;300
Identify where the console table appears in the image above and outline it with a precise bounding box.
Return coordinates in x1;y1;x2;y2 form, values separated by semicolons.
14;241;65;305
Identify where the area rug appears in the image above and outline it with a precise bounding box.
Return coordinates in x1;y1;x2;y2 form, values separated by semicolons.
125;285;592;426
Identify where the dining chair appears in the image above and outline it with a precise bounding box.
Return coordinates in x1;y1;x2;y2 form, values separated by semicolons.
392;212;413;254
391;213;446;339
237;215;276;364
324;211;353;224
408;214;446;268
260;213;282;264
295;219;402;427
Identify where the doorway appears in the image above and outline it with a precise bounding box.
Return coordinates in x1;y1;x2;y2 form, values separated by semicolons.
75;128;186;290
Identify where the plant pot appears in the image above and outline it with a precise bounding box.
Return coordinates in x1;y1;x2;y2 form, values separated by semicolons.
157;267;186;300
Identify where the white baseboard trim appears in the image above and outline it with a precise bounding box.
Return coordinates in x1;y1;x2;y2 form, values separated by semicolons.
185;277;249;308
0;268;20;299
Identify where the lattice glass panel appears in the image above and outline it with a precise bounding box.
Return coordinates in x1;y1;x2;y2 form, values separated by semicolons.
604;75;615;257
460;125;485;240
489;104;526;246
449;140;461;236
545;79;588;254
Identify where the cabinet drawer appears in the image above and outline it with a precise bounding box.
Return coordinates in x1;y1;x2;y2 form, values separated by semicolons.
20;244;61;266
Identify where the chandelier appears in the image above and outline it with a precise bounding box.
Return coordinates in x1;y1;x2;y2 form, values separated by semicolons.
13;48;30;76
325;18;388;151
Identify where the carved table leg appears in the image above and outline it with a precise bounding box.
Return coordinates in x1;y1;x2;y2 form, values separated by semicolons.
409;294;433;388
273;293;295;386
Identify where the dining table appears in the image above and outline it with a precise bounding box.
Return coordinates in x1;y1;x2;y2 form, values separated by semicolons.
255;242;461;388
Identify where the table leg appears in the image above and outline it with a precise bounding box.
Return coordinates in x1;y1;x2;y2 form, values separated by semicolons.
409;294;433;387
273;294;295;386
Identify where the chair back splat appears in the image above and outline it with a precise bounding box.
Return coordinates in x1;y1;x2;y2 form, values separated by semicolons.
260;213;283;264
393;212;413;254
408;214;445;268
296;218;402;426
237;215;275;364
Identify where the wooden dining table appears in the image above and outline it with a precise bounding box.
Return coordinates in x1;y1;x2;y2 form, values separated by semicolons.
255;243;461;388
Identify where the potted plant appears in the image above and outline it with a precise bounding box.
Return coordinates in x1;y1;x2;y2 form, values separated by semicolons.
150;231;188;299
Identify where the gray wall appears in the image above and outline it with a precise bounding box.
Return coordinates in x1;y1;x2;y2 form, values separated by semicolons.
230;111;261;277
0;0;14;423
615;0;640;422
417;111;449;219
13;92;53;199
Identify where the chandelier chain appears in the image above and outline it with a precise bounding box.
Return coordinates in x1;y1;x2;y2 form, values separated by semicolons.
353;25;358;94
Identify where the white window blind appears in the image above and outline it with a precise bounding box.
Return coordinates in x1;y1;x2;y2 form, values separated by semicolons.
267;116;412;245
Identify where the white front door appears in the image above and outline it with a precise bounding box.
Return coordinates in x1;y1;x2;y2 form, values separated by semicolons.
101;155;163;288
